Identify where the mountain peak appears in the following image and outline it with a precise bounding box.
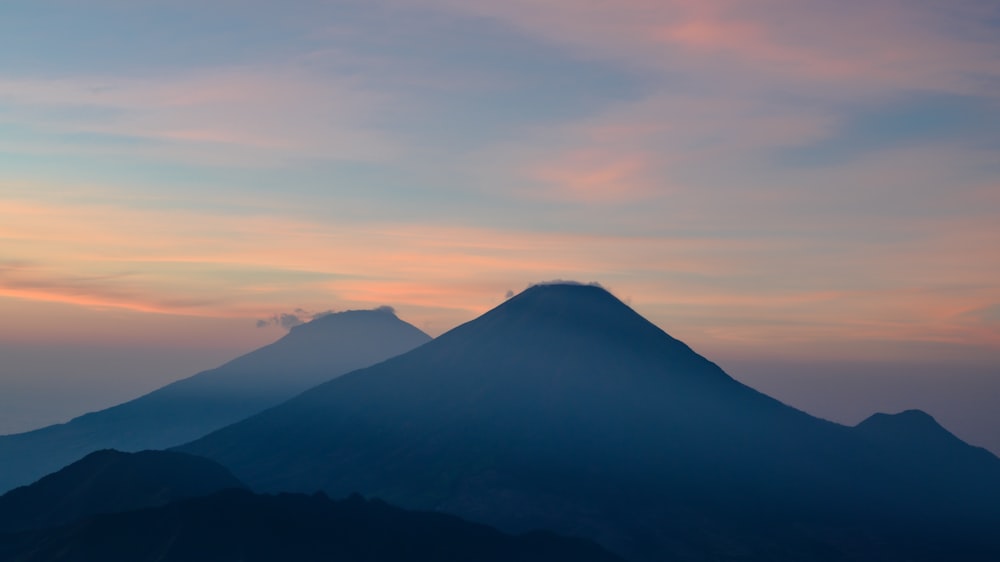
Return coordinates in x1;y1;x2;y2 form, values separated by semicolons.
855;409;969;449
514;281;615;303
853;409;1000;486
520;280;611;295
289;307;403;334
467;282;714;374
857;409;944;433
483;282;642;331
507;281;618;311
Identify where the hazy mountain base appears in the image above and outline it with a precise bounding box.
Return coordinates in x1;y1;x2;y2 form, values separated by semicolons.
0;489;624;562
179;284;1000;561
0;309;430;493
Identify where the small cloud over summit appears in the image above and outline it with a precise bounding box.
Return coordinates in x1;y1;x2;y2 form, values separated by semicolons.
529;280;605;289
256;306;397;329
256;308;336;330
255;313;304;330
525;280;628;304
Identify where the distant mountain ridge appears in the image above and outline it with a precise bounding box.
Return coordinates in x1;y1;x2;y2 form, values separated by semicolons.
0;448;619;562
0;449;244;533
179;283;1000;561
0;309;431;493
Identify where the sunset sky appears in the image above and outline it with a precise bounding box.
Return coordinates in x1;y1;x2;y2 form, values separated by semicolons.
1;1;998;446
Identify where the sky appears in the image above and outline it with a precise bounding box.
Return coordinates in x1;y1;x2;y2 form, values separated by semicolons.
1;1;999;449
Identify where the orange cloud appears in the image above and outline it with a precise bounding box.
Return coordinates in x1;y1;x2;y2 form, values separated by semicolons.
0;187;758;319
3;173;999;356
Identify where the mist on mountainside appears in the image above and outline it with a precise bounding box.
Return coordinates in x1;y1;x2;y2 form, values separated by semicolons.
0;309;430;494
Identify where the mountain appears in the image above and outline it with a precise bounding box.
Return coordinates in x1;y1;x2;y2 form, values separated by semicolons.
0;488;624;562
854;409;998;460
853;409;1000;517
179;283;1000;560
0;449;244;533
0;309;430;493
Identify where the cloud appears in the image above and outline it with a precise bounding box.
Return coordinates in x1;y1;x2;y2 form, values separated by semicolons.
5;184;999;356
0;260;35;272
530;280;605;288
416;0;999;212
0;65;398;168
421;0;1000;96
256;308;338;330
531;150;656;203
256;313;305;330
0;259;227;317
961;304;1000;329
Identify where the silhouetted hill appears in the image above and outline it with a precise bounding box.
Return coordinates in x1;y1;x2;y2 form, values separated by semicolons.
853;409;1000;524
178;283;1000;560
855;409;994;456
0;309;430;493
0;449;244;533
0;488;623;562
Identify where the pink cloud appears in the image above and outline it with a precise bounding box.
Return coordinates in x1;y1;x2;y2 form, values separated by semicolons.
420;0;1000;96
531;149;656;203
0;66;398;166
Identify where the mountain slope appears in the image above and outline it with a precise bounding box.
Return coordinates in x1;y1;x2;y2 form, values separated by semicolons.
0;449;244;533
175;284;1000;560
0;489;624;562
0;309;430;493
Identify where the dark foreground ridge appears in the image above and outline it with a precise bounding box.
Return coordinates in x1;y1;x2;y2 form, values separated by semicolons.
0;449;245;533
178;283;1000;560
0;308;431;493
0;488;623;562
